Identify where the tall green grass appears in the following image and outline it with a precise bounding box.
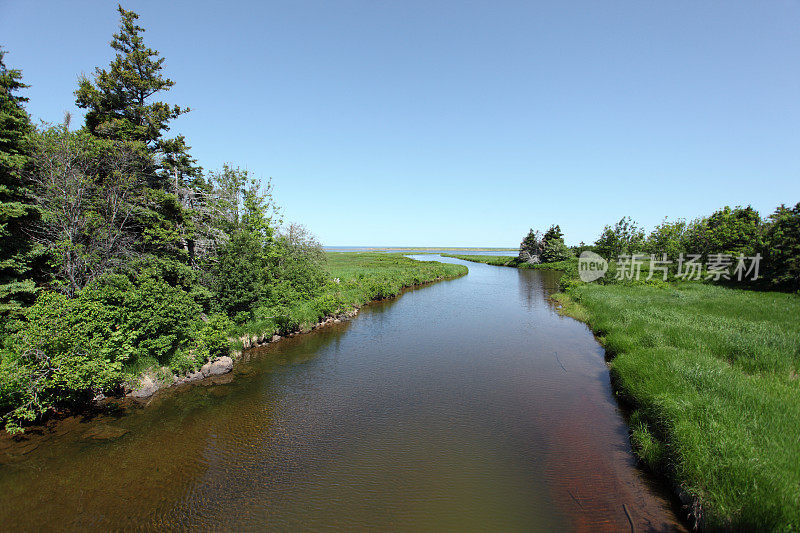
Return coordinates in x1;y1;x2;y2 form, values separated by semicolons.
235;253;467;340
560;282;800;530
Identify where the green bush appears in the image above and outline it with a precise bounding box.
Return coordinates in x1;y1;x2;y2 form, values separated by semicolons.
0;292;125;433
195;313;233;361
211;230;276;316
123;274;200;364
0;270;204;431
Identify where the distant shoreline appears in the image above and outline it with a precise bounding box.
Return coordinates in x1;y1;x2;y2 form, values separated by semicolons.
324;246;517;252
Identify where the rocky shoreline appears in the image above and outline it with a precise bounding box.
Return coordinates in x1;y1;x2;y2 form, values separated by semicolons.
123;273;457;402
124;308;361;400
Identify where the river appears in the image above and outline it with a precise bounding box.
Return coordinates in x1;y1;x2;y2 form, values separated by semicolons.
0;255;684;531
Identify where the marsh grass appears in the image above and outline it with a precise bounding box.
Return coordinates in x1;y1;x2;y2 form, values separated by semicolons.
441;254;519;266
562;282;800;530
235;253;467;340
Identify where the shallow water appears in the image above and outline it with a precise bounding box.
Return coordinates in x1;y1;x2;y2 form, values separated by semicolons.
0;256;684;531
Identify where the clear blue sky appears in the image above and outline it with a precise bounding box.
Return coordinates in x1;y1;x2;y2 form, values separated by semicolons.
2;1;799;247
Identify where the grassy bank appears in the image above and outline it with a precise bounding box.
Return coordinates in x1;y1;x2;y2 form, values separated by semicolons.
555;282;800;529
458;253;800;528
234;253;468;342
334;247;517;252
441;254;518;266
442;254;578;274
0;253;466;433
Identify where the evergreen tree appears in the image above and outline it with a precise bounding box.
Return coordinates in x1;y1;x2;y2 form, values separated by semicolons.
761;203;800;291
75;5;200;260
75;5;187;150
543;224;563;243
0;49;37;319
518;228;544;263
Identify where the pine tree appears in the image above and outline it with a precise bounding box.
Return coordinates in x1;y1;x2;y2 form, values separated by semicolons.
75;5;187;148
75;5;200;261
543;224;563;243
0;49;37;320
518;228;543;262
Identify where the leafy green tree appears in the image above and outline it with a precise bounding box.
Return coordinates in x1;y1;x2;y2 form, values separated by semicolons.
28;122;150;295
206;165;281;318
572;241;595;256
761;203;800;291
0;49;37;320
645;217;687;259
274;223;327;301
683;206;762;258
212;231;271;318
594;216;645;259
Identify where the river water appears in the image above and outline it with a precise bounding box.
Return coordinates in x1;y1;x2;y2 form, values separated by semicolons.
0;256;684;531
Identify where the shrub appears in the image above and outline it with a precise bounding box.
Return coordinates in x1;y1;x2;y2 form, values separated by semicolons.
195;313;233;362
595;217;645;259
682;205;763;259
112;272;200;365
211;230;272;316
0;292;124;433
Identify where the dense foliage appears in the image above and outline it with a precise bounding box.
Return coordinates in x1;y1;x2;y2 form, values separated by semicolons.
518;224;573;264
0;49;37;323
517;203;800;290
0;7;331;432
594;216;645;259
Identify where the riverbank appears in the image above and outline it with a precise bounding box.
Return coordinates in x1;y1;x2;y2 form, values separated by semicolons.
2;253;467;432
230;253;468;349
116;254;468;400
442;254;578;275
455;253;800;529
554;282;800;530
327;247;517;252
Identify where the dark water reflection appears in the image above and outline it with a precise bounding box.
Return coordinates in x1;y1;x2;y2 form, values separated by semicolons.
0;256;684;531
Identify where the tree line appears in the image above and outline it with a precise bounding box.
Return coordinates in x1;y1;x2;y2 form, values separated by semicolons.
0;6;327;432
519;204;800;290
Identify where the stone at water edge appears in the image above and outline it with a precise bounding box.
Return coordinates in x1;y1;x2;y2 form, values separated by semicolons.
130;376;159;399
185;370;204;382
200;356;234;377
